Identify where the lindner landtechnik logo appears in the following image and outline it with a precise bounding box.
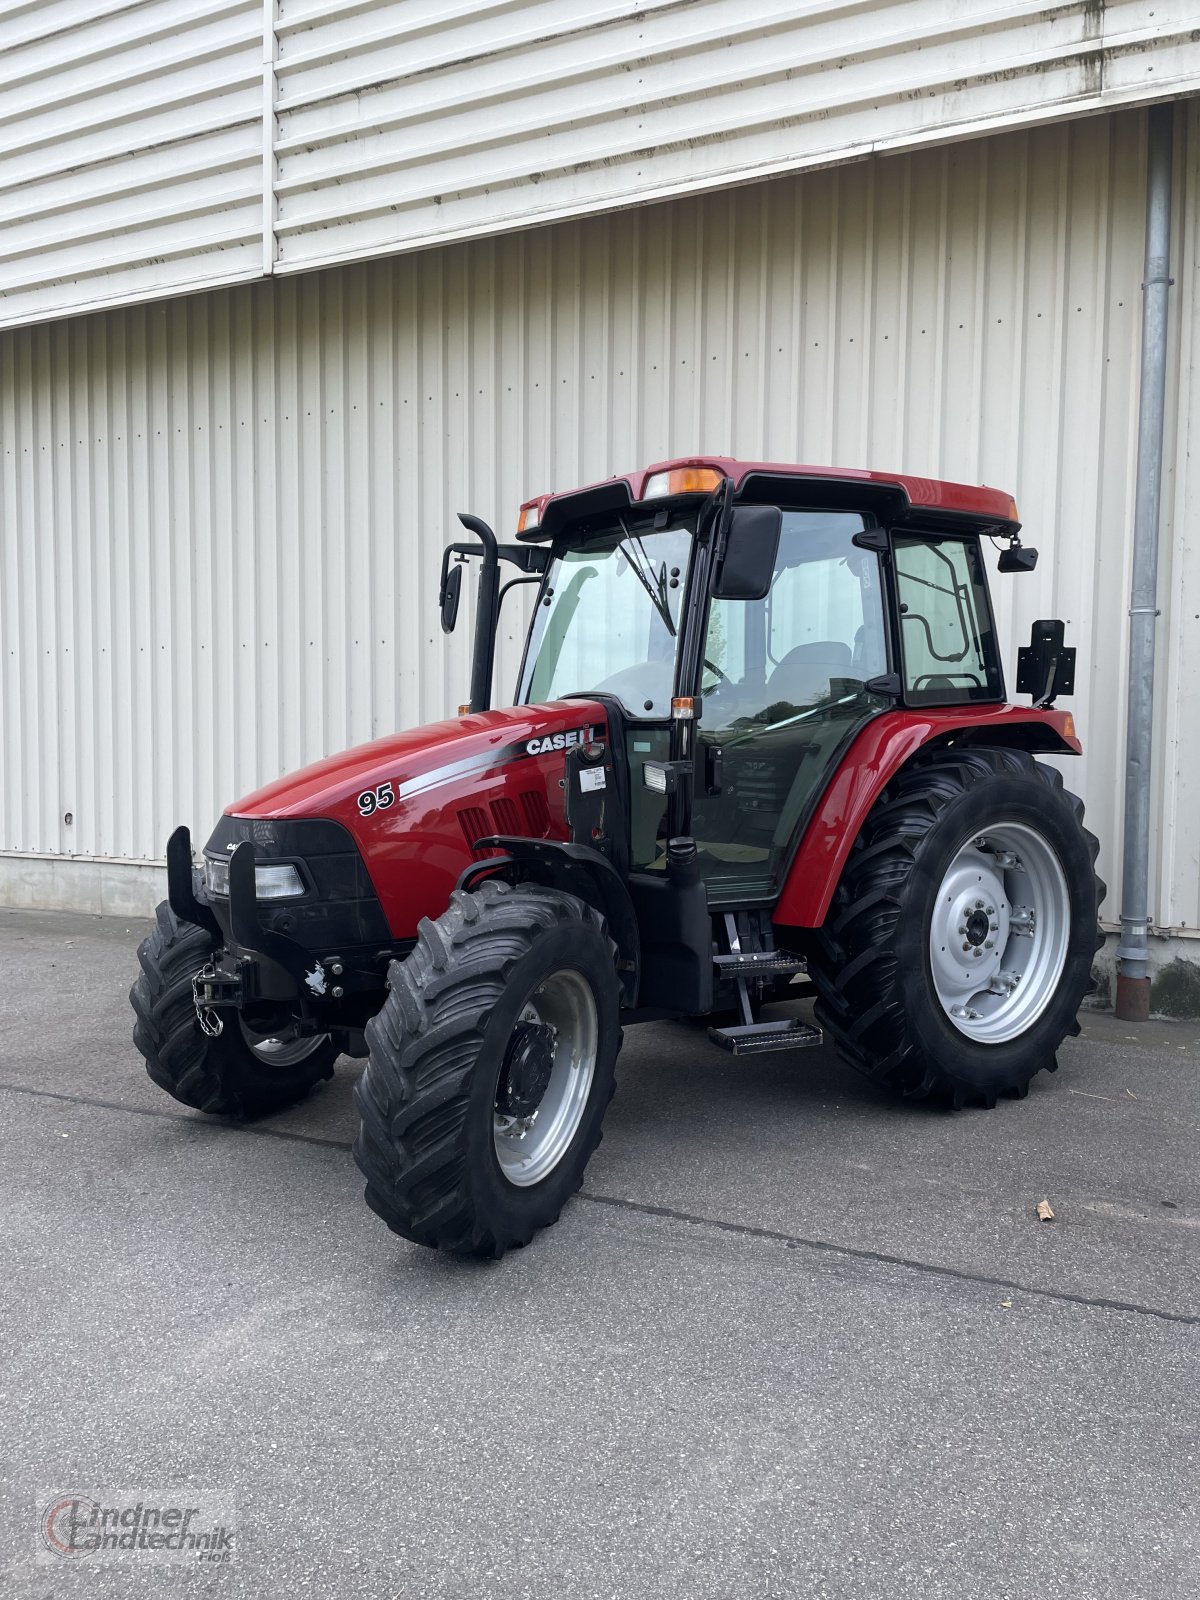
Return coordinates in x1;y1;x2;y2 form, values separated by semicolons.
38;1495;236;1563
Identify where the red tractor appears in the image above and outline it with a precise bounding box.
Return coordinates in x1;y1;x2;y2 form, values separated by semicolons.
131;457;1103;1256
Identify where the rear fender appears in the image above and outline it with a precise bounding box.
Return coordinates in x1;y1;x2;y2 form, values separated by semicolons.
773;705;1081;929
459;836;640;1007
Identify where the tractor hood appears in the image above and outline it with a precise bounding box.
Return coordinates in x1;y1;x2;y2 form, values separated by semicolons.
230;701;608;821
224;700;610;940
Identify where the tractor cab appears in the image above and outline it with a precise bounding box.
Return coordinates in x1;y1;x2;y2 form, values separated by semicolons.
449;457;1025;907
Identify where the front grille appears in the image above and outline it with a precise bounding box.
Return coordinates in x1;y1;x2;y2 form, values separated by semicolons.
204;814;391;949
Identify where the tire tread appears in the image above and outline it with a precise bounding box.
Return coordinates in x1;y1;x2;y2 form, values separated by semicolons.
806;746;1104;1106
353;881;618;1257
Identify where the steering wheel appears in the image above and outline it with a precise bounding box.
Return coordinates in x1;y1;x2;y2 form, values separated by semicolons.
702;657;731;688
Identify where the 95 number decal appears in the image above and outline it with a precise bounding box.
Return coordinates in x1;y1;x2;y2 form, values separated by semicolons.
357;782;395;817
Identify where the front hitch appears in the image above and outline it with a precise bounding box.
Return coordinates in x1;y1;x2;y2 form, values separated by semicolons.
192;963;238;1036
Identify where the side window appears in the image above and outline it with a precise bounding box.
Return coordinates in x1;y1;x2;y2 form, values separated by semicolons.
767;549;884;675
893;535;1002;703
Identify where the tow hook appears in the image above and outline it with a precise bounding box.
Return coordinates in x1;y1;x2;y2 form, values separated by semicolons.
192;964;226;1038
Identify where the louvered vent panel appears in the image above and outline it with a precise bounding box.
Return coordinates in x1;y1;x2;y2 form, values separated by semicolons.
520;790;552;837
490;796;522;836
457;806;490;850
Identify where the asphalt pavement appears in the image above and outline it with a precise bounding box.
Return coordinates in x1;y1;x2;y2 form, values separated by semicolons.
2;906;1198;1599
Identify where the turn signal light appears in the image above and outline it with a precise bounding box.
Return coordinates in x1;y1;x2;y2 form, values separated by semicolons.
642;467;723;500
671;697;696;720
517;501;541;534
1063;713;1076;739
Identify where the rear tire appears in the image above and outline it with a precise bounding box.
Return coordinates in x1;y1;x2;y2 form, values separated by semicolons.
130;900;338;1117
805;747;1104;1106
353;880;621;1257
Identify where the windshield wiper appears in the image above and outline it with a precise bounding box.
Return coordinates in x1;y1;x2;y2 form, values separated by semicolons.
618;516;677;637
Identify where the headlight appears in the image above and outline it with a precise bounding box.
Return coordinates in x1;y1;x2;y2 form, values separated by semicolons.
204;856;306;900
253;863;307;899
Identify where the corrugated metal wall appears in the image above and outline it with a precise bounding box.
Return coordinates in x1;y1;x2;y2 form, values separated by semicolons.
270;0;1199;274
0;0;265;327
2;104;1198;933
4;0;1199;329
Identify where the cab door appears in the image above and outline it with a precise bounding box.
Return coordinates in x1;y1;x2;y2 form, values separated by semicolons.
690;511;892;903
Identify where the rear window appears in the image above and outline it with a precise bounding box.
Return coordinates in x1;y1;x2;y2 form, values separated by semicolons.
893;535;1002;703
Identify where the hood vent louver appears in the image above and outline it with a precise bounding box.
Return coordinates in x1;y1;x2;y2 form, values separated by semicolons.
489;797;521;835
457;806;491;850
519;790;552;837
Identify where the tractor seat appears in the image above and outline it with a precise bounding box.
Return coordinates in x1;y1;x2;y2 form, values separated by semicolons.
766;640;853;706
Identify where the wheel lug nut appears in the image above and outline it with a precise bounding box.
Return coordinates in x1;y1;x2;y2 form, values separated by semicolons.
984;941;993;950
963;943;971;951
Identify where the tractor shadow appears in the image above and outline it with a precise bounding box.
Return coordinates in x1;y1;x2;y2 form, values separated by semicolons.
169;993;966;1170
608;996;951;1141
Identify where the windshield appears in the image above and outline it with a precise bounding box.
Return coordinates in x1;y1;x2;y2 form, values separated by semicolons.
518;521;695;717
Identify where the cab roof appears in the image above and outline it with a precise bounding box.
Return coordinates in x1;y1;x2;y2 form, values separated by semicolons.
517;455;1020;542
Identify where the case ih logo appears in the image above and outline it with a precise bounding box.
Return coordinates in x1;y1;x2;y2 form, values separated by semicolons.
525;725;600;757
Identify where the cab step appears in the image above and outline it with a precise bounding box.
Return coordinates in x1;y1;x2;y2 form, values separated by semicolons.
708;1018;823;1055
713;950;808;979
707;914;822;1054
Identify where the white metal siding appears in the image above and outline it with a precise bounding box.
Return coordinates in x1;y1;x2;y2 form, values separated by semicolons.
1;104;1198;932
0;0;265;326
271;0;1200;273
2;1;1198;329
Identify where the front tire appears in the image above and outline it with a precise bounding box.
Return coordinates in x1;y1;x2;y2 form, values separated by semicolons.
130;901;338;1116
353;880;621;1257
805;747;1104;1106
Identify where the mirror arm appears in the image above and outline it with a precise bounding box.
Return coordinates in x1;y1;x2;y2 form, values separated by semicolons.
498;543;548;574
441;524;549;708
497;574;542;608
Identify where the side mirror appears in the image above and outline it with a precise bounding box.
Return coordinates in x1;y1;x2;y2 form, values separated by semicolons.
713;504;782;600
998;543;1038;573
440;562;463;633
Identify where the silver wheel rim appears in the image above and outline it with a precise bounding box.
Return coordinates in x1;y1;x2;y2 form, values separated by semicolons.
929;821;1071;1045
493;969;598;1188
238;1019;331;1068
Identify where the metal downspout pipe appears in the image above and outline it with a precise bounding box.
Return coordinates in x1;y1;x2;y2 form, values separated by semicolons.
1115;103;1175;1022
